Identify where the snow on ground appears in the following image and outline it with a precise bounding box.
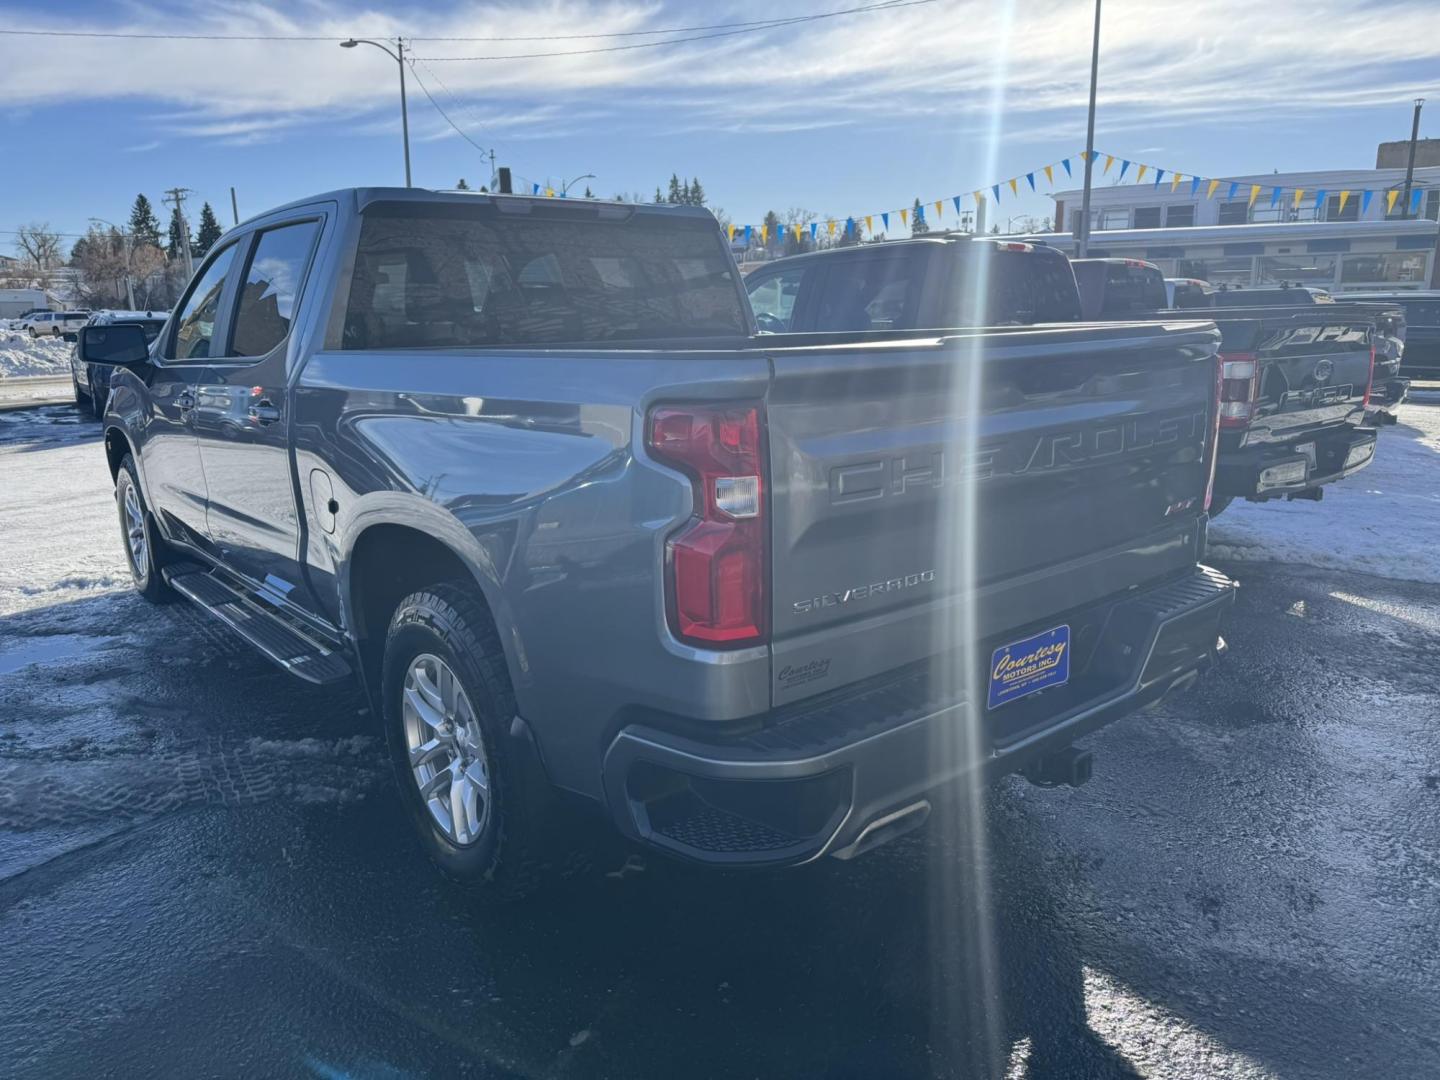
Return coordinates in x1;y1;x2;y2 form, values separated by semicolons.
1208;401;1440;584
0;331;72;379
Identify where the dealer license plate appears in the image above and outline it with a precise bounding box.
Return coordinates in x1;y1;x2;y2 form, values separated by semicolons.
987;624;1071;709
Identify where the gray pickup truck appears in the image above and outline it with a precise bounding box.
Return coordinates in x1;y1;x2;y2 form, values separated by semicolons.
79;188;1235;895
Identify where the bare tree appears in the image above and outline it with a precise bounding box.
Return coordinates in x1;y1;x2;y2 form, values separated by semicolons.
14;222;63;270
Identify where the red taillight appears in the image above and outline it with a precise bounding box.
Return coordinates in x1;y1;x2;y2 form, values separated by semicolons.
647;402;767;647
1363;343;1376;408
1204;352;1223;512
1217;351;1259;429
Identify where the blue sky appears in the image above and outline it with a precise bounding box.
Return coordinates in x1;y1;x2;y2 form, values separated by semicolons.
3;0;1439;248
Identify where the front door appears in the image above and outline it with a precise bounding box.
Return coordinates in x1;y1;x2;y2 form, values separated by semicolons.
141;242;241;548
192;217;324;613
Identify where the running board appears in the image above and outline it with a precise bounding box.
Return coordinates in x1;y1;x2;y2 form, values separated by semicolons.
162;565;353;686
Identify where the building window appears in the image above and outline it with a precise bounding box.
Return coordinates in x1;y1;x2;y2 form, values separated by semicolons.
1132;206;1162;229
1164;204;1196;228
1324;194;1360;222
1097;208;1128;231
1259;254;1338;286
1178;256;1255;286
1427;190;1439;222
1248;206;1284;224
1217;201;1249;225
1340;251;1428;284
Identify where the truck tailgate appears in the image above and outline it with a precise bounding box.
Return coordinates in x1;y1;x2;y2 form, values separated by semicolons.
764;322;1219;705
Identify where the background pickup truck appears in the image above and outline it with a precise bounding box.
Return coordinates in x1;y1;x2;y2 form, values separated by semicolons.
1072;258;1391;513
79;189;1234;895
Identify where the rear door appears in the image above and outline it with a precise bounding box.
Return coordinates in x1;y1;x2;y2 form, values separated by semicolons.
745;262;817;333
763;323;1219;705
193;215;325;612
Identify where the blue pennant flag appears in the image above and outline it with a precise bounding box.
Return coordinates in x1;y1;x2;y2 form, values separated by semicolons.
810;222;819;240
1153;168;1166;188
880;212;889;231
1270;187;1282;207
1026;172;1036;191
953;195;962;214
1190;176;1201;196
1412;188;1425;213
1313;189;1327;210
1118;159;1130;180
532;183;540;195
1228;181;1239;200
845;216;855;235
1061;158;1072;178
1360;190;1374;214
991;183;1002;202
915;204;925;223
743;224;752;245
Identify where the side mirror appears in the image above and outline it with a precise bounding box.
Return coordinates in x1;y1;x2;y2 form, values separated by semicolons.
78;324;150;368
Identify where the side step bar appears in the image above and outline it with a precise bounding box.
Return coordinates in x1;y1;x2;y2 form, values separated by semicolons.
162;564;353;686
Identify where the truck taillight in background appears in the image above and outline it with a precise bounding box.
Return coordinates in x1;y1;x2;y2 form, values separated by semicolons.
647;402;768;647
1204;352;1224;512
1217;352;1259;429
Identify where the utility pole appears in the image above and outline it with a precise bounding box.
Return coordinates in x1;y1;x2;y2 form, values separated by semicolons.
163;187;195;279
488;148;497;191
339;38;412;187
230;186;240;226
1400;98;1425;220
1076;0;1102;257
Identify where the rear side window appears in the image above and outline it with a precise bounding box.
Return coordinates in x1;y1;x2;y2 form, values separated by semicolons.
229;220;320;357
976;251;1082;323
810;256;916;332
1100;263;1166;316
169;245;238;360
342;204;746;349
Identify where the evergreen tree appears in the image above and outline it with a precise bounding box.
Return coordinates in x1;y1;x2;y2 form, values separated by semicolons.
583;186;593;198
654;187;664;204
762;210;781;252
166;204;190;262
193;202;222;258
128;193;162;249
687;177;706;207
666;173;683;204
910;198;930;235
456;178;470;190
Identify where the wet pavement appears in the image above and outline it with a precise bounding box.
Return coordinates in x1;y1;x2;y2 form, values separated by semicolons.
2;405;1439;1079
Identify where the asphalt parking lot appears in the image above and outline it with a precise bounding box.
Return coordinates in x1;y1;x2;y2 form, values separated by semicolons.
2;404;1438;1079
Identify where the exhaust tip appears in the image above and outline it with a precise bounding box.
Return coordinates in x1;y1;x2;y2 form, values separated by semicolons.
831;800;931;860
1022;745;1093;789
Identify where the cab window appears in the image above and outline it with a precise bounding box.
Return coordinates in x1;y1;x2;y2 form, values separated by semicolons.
747;267;808;332
228;221;320;357
168;245;238;360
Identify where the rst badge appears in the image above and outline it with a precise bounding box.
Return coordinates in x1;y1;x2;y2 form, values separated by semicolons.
987;625;1070;709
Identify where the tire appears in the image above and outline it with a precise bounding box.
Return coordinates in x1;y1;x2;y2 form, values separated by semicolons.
1207;495;1234;518
28;327;38;338
72;376;89;414
380;583;564;899
115;455;176;604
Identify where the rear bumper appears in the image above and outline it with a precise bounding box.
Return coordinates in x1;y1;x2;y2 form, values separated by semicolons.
1215;426;1376;500
601;564;1235;867
1365;378;1410;424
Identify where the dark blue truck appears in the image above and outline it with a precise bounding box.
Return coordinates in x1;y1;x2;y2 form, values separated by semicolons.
79;190;1234;895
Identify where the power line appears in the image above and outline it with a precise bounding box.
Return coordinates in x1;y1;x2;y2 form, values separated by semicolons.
0;1;936;46
414;1;938;61
405;60;494;159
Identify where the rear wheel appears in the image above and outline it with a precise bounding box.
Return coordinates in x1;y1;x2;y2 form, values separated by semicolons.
381;583;564;899
115;456;175;604
72;375;90;414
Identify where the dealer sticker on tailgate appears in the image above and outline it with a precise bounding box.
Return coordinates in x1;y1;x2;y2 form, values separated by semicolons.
987;625;1070;709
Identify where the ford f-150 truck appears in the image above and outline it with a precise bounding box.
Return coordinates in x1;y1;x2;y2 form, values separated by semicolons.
80;189;1234;895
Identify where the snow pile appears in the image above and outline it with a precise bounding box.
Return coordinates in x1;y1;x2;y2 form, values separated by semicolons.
0;333;72;379
1208;402;1440;584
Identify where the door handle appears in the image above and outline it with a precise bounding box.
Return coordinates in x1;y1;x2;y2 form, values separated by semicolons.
175;391;195;411
248;400;282;425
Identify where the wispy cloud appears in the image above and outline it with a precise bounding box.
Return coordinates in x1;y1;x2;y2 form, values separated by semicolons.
0;0;1437;152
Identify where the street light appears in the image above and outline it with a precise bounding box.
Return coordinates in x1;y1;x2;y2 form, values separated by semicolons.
89;217;135;310
341;37;412;188
561;173;597;197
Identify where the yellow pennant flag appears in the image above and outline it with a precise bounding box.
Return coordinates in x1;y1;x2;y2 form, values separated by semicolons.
1206;178;1220;200
760;224;768;244
1044;164;1054;185
865;215;873;233
1008;178;1019;196
1386;189;1400;214
1136;164;1149;183
1338;190;1351;215
1103;154;1115;174
727;224;736;241
899;208;909;226
1170;172;1183;193
934;200;944;219
828;219;837;235
544;187;555;197
793;224;803;243
1292;189;1304;209
973;190;984;203
1248;184;1261;207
